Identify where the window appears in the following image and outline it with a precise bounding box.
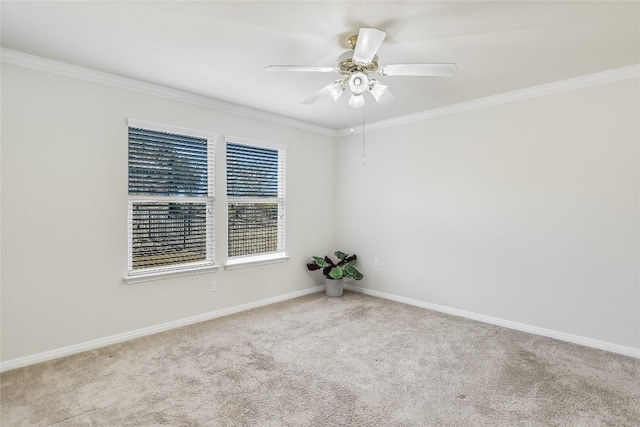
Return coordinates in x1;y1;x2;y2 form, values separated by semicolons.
126;119;217;282
225;137;287;268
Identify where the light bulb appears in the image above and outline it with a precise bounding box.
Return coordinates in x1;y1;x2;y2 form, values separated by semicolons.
348;93;365;108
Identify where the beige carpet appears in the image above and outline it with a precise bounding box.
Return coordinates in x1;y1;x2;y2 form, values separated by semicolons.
1;291;639;426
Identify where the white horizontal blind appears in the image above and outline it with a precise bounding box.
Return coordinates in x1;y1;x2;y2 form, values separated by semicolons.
129;128;209;196
226;140;286;259
128;124;215;275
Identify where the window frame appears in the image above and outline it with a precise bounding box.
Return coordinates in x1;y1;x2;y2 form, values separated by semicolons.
124;118;219;284
224;135;288;270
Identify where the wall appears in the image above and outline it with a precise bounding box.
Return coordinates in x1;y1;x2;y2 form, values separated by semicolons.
1;63;336;363
2;61;638;365
336;78;639;352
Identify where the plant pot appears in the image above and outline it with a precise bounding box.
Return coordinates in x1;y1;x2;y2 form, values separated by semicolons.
325;278;344;297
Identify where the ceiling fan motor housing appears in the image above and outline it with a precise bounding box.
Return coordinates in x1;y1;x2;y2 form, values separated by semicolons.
337;51;379;76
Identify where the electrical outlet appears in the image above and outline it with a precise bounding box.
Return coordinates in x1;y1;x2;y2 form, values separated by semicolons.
210;281;217;292
374;257;380;267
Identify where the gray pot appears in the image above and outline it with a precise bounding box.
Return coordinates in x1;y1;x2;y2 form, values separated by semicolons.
325;278;344;297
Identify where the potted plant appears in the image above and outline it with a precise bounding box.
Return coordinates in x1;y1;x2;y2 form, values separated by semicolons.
306;251;363;297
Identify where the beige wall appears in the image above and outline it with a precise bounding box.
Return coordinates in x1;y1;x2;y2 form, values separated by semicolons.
336;78;639;350
3;61;639;364
1;63;336;362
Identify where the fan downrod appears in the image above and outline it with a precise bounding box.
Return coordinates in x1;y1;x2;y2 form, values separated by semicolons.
347;34;358;49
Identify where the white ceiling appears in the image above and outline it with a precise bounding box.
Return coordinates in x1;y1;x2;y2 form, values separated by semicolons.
2;1;638;131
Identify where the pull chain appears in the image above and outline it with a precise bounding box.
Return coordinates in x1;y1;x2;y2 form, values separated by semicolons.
361;103;366;165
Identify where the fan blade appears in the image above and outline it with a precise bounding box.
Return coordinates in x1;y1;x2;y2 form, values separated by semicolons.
377;88;396;106
302;86;331;105
352;28;387;64
302;80;345;105
380;63;457;77
265;65;335;73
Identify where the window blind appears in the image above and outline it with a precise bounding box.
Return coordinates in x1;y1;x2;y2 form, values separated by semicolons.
227;143;278;197
129;127;208;196
226;141;285;259
128;125;215;274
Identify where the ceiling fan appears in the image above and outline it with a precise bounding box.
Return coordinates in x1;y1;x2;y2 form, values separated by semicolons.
265;27;457;108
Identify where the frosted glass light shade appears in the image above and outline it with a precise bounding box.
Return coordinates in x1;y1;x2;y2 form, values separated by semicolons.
370;82;388;102
349;72;369;95
348;93;365;108
328;81;344;101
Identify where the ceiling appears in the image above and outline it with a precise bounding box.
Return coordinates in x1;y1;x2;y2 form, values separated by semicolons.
2;1;639;131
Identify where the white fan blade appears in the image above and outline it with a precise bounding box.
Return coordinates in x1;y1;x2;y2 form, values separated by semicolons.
380;63;457;77
265;65;335;73
377;88;396;106
302;85;335;105
302;81;345;105
352;28;387;64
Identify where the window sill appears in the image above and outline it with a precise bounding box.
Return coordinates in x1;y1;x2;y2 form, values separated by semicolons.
124;264;220;284
224;253;290;270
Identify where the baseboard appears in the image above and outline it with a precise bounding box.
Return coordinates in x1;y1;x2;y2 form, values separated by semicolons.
344;284;640;359
0;286;324;372
4;283;636;372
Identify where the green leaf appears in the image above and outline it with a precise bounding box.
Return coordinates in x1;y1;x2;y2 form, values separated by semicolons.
345;254;357;264
328;266;343;279
334;251;348;260
313;256;329;268
306;262;321;271
344;264;363;280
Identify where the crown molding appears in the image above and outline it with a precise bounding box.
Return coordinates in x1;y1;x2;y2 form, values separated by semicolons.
337;64;640;136
0;48;337;138
2;49;636;139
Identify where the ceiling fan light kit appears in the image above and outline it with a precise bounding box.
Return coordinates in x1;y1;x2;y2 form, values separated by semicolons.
327;80;345;101
348;93;365;109
349;72;368;94
266;27;457;109
369;81;388;102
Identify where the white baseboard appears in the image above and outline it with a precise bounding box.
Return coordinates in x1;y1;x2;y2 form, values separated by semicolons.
4;283;636;372
0;286;324;372
344;284;640;359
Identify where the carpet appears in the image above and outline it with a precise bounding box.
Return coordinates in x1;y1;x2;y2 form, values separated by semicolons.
1;291;639;426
